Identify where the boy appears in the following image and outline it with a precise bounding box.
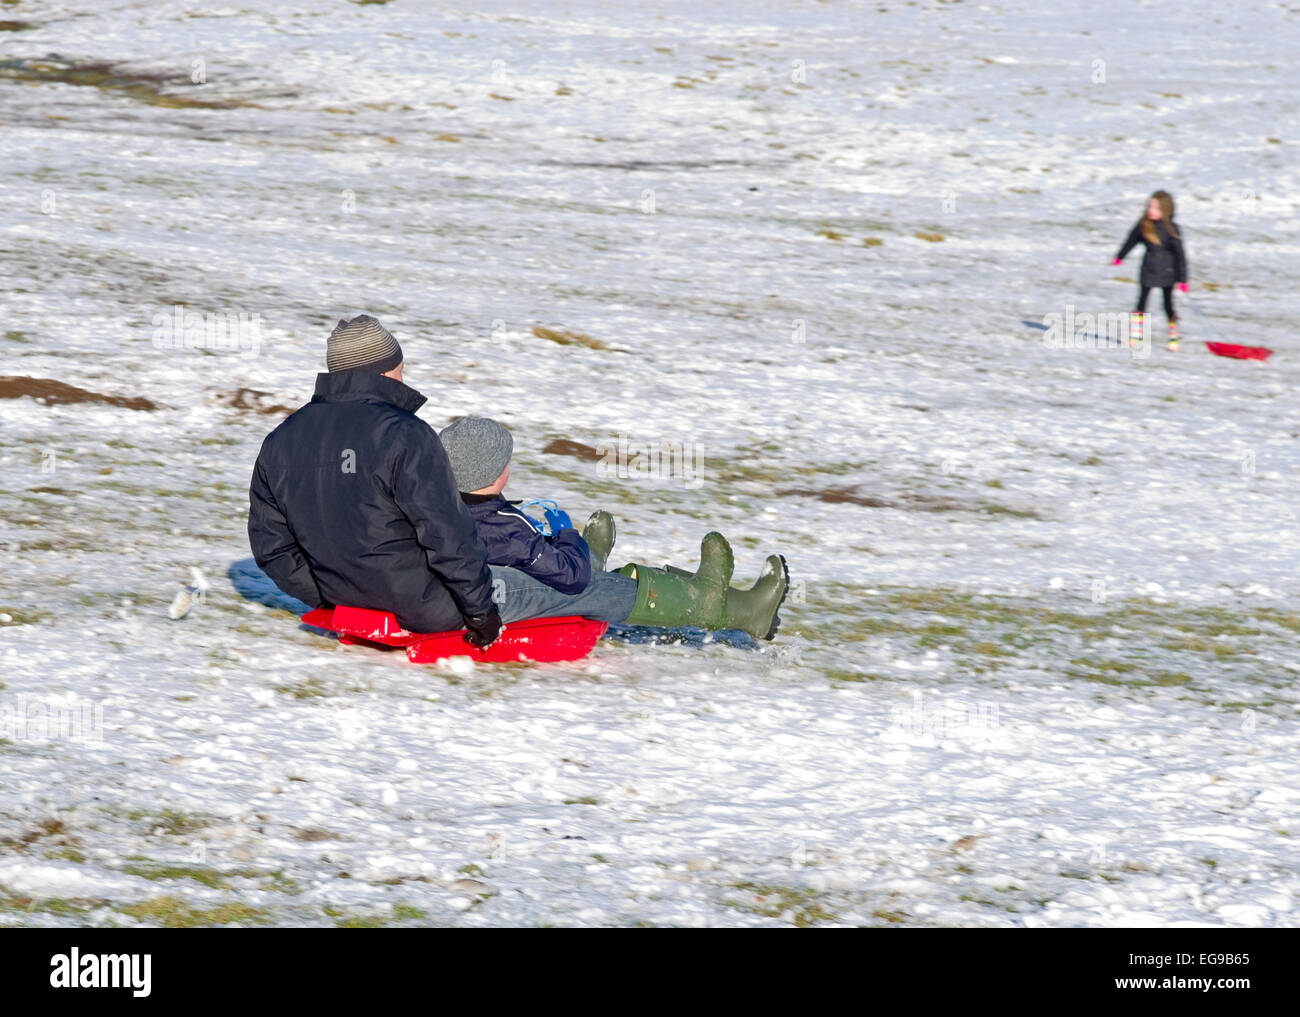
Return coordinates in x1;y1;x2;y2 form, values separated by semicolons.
437;417;790;640
437;416;600;595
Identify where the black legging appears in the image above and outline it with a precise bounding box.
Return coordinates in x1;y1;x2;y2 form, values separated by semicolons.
1137;286;1176;322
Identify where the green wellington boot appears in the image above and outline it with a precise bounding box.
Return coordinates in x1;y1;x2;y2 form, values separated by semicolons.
656;554;789;639
726;554;790;641
618;534;789;640
582;510;616;571
618;531;734;631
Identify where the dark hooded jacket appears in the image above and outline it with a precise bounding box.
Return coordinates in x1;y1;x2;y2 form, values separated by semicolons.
1117;219;1187;288
248;371;496;633
460;493;591;595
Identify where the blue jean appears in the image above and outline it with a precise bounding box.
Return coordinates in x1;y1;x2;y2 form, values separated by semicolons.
488;566;637;624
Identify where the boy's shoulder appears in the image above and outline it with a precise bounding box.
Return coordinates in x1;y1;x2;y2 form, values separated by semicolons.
462;494;539;530
460;494;547;567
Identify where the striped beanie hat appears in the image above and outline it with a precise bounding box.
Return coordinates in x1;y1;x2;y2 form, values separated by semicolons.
326;315;403;374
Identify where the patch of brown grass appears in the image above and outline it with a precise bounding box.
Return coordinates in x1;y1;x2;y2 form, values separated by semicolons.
542;438;603;461
0;377;159;411
532;325;609;350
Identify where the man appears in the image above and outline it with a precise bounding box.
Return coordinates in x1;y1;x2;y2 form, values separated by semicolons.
247;315;503;647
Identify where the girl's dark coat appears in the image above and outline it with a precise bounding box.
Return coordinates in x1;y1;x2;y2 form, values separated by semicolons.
1117;219;1187;288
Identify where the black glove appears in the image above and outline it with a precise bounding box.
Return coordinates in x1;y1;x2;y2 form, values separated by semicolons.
463;605;504;649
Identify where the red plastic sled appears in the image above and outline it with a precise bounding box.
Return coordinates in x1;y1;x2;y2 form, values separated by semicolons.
1207;341;1273;362
301;605;607;664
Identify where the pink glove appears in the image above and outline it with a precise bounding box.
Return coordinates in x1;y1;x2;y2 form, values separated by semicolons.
1178;282;1188;292
1112;258;1122;265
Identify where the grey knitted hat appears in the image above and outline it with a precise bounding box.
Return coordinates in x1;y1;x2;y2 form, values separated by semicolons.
326;315;403;374
438;417;513;493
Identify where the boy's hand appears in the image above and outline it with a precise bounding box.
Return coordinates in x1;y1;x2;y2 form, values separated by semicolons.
1112;258;1122;265
463;605;504;649
1178;282;1188;292
544;508;574;533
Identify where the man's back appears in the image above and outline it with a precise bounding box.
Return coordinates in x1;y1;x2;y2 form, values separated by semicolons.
248;371;495;633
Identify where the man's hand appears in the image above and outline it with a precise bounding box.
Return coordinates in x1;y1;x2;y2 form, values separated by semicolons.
1178;282;1188;292
463;605;504;649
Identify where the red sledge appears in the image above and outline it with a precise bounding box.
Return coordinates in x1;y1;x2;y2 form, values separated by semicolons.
301;605;607;664
1206;341;1272;362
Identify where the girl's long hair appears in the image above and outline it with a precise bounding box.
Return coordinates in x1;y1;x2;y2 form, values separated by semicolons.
1141;190;1178;244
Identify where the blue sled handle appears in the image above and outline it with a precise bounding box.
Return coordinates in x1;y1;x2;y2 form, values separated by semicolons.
517;498;560;536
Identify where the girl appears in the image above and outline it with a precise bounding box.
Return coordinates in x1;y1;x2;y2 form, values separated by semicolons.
1114;190;1188;350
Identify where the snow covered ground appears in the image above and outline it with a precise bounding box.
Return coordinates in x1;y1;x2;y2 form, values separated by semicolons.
2;0;1299;927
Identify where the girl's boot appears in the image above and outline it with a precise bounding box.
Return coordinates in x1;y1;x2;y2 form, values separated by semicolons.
1167;319;1181;352
1128;312;1146;347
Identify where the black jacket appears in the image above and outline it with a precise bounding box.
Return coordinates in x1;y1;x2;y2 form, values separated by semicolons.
1117;219;1187;288
461;493;591;595
248;372;496;633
